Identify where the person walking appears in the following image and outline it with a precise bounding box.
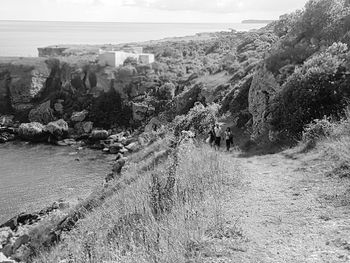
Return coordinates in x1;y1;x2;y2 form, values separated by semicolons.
208;125;216;147
224;127;233;152
214;124;222;150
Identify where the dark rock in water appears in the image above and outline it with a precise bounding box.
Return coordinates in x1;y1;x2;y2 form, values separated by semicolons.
46;119;68;140
18;122;47;142
109;143;124;154
90;129;109;140
0;133;14;143
12;235;30;251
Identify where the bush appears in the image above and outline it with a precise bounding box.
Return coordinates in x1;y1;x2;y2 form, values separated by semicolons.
172;103;219;137
302;117;334;142
88;88;132;129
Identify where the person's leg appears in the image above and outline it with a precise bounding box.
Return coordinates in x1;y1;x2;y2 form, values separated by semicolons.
226;140;230;151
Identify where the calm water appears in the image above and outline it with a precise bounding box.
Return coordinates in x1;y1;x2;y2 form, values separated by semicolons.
0;143;112;223
0;21;266;57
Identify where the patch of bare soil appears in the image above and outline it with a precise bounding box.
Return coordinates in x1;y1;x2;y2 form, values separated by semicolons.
205;151;350;262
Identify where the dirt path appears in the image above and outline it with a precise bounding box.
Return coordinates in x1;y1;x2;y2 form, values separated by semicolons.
222;151;350;263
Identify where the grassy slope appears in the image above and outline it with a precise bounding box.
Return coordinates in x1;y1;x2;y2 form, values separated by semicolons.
33;137;242;263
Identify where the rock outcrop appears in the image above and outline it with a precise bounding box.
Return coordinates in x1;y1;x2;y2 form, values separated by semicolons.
248;67;280;142
132;102;155;122
71;110;88;123
28;101;54;124
0;58;50;113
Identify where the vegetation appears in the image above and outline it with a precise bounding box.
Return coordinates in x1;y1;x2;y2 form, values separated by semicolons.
33;140;241;263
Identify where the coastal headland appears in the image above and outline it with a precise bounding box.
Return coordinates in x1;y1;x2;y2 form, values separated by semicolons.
2;1;350;261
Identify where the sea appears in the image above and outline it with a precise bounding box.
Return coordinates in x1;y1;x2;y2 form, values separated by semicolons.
0;21;266;223
0;20;266;57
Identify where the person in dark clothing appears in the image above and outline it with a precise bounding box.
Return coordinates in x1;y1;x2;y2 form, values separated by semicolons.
224;127;233;152
214;124;222;150
208;125;216;147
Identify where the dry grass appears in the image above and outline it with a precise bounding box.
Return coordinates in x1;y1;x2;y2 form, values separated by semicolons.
32;141;241;263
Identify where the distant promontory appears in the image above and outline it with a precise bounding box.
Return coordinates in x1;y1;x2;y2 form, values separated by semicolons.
242;19;274;24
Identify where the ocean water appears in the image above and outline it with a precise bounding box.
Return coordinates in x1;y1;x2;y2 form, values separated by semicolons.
0;21;266;57
0;142;112;223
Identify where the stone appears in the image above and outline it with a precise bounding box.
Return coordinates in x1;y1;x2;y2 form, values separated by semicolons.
125;142;140;152
28;100;55;124
0;133;15;143
46;119;68;139
18;122;46;141
12;235;29;251
0;116;14;127
119;148;129;155
71;110;89;122
91;129;108;140
109;143;124;154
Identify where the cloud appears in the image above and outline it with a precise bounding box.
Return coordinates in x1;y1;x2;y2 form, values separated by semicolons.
122;0;307;13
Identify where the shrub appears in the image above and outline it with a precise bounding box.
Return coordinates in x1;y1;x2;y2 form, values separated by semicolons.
88;88;132;129
302;117;334;142
173;103;219;137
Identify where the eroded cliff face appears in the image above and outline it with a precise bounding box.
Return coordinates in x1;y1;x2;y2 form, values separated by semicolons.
0;58;50;114
248;66;280;143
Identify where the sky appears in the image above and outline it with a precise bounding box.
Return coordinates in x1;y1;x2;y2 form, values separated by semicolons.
0;0;308;23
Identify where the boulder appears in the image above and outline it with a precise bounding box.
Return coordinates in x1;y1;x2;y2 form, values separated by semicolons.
248;67;280;142
71;110;89;122
46;119;68;139
109;143;124;154
74;121;93;134
119;148;129;155
90;129;108;140
0;133;15;143
125;142;140;152
28;100;55;124
18;122;46;141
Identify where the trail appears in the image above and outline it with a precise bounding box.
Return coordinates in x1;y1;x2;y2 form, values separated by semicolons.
216;151;350;263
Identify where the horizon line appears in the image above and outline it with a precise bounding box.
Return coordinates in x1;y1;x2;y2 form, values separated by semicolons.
0;19;268;24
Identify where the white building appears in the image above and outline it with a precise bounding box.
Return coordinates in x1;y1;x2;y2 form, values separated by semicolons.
98;49;155;67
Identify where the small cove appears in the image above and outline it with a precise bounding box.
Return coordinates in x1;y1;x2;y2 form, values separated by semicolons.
0;142;112;223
